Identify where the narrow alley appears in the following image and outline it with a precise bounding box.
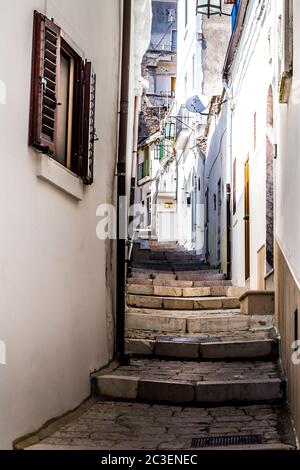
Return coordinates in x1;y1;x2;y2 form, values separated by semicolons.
18;241;296;450
1;0;300;458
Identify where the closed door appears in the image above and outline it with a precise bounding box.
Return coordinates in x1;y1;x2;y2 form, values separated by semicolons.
244;157;250;280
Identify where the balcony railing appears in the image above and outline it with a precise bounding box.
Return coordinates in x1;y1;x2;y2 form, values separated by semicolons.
138;160;151;182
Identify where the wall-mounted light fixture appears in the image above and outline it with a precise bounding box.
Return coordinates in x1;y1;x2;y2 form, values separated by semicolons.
196;0;235;18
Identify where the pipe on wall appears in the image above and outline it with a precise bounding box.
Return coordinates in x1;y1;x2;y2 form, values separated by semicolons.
116;0;132;363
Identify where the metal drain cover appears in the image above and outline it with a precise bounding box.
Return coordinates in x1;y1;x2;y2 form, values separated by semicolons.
156;336;221;344
191;435;263;448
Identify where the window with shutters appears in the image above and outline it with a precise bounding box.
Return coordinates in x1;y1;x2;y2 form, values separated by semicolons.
29;11;97;185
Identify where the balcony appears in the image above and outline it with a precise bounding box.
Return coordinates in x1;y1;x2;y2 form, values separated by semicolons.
137;160;151;185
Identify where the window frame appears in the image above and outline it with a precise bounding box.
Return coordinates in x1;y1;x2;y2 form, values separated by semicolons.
57;37;84;174
29;11;96;185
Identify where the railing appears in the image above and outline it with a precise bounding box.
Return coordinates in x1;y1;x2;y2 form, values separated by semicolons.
137;160;151;182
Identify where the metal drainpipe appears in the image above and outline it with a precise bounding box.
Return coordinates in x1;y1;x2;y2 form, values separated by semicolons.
130;96;140;214
223;80;233;281
116;0;132;364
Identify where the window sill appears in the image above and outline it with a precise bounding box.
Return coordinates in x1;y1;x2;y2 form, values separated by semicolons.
36;154;83;201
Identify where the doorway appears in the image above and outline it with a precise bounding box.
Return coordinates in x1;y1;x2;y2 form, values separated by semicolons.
244;157;250;280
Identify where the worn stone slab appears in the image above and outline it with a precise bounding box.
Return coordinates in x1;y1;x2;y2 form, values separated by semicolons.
193;280;232;287
21;399;296;451
138;380;195;403
227;286;247;298
210;286;229;297
163;298;194;310
125;339;155;355
200;340;274;360
127;295;163;309
154;286;182;297
196;379;283;403
126;313;187;334
250;315;274;330
222;297;241;309
97;376;139;400
187;315;250;334
155;341;200;359
240;291;275;316
127;285;154;295
127;278;153;286
154;273;176;280
194;298;223;310
182;287;211;297
177;273;225;281
153;279;193;288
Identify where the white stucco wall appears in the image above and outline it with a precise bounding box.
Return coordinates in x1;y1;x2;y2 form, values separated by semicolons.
229;0;276;287
276;0;300;288
0;0;121;449
205;104;229;270
174;0;205;252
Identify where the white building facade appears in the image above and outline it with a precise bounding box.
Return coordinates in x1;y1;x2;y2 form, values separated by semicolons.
0;0;151;450
204;0;300;440
173;0;230;253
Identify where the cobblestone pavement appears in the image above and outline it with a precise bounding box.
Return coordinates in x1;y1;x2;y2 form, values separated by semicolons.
105;358;281;383
24;400;295;450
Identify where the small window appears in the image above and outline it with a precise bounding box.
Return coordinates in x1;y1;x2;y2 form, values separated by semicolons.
29;11;97;184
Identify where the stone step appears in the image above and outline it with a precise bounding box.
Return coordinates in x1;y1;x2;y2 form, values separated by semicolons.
149;254;202;259
126;309;274;335
125;336;279;361
127;278;232;288
127;284;245;298
126;294;240;310
95;358;285;404
177;272;226;281
148;242;181;248
132;264;217;273
130;271;226;281
240;291;275;316
132;268;220;275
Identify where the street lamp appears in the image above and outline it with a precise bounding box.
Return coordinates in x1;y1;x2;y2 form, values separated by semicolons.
196;0;235;18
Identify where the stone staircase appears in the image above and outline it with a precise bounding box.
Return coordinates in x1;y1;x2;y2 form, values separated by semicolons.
93;241;296;450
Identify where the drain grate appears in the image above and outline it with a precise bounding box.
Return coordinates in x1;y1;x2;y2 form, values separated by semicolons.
191;435;263;448
156;336;221;344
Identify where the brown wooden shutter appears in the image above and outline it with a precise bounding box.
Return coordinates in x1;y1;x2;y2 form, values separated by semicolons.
81;61;97;185
29;11;61;156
